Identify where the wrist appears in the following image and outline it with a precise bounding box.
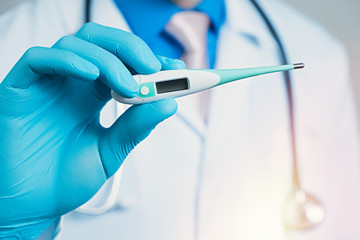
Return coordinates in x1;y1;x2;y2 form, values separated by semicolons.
0;218;56;240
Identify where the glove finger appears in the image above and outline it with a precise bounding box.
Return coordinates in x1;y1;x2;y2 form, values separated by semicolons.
75;22;161;75
52;35;138;99
156;55;186;70
2;47;100;89
123;56;185;75
98;99;178;178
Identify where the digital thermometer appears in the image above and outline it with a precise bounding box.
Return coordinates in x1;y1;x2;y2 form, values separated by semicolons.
112;63;304;104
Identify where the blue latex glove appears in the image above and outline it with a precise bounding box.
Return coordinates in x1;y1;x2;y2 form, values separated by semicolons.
0;22;185;240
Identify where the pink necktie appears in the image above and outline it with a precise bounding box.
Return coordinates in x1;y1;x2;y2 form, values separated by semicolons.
165;11;211;122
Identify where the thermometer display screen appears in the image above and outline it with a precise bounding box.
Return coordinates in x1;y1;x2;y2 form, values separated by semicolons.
156;78;189;94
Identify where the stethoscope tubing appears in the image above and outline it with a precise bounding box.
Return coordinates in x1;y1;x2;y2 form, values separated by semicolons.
249;0;300;189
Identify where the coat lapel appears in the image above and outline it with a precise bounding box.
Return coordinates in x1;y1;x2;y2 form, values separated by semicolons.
196;1;294;239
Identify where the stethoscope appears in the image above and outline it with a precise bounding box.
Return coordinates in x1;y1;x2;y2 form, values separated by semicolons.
77;0;325;231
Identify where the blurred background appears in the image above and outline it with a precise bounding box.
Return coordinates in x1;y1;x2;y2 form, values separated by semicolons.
0;0;359;117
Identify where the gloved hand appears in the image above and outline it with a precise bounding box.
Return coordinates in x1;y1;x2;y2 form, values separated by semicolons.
0;22;185;240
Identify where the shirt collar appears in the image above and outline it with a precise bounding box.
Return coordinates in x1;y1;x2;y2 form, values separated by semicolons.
196;0;226;33
114;0;225;41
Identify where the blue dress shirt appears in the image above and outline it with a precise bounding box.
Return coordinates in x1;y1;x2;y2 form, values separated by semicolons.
113;0;226;68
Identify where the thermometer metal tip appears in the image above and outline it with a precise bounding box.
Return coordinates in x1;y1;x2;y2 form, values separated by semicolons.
294;63;305;69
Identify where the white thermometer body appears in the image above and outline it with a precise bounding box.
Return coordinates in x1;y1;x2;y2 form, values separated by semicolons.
112;63;304;104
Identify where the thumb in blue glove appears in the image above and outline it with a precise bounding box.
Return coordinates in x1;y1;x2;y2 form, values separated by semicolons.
0;22;185;240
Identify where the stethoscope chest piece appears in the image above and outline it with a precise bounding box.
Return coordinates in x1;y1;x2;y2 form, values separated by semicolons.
284;189;325;230
83;0;327;231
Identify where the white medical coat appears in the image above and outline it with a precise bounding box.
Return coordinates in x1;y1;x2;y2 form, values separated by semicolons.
0;0;359;239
